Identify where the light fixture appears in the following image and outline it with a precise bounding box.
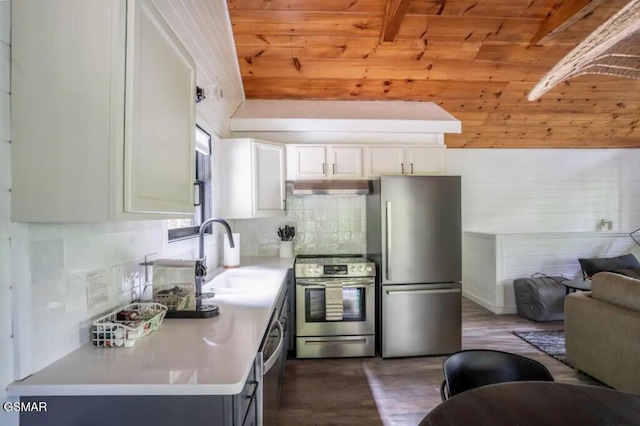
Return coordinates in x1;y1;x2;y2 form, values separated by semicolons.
528;0;640;101
195;76;223;103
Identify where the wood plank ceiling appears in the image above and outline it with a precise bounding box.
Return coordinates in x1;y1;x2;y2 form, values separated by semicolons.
227;0;640;148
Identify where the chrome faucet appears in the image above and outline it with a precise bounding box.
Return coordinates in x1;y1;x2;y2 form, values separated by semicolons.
198;217;235;262
195;218;234;310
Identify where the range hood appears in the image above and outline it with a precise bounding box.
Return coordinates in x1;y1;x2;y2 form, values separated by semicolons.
292;180;370;196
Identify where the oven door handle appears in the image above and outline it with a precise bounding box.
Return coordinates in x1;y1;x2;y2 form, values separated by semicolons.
296;279;374;288
296;283;326;288
343;281;375;288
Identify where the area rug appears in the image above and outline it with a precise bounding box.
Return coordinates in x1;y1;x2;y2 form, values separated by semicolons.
512;330;570;367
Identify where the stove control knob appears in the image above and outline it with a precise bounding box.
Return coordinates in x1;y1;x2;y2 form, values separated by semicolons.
365;266;372;272
316;266;322;273
358;266;364;272
350;266;355;272
308;267;314;273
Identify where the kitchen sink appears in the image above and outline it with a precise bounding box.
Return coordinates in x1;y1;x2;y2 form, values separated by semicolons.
206;270;280;294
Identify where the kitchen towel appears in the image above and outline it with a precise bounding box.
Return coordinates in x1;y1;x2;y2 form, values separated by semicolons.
325;283;344;321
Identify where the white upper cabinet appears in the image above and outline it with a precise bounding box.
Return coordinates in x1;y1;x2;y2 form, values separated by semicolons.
330;147;363;178
124;0;196;214
219;139;286;219
11;0;195;222
286;145;363;180
405;147;447;175
363;147;405;176
290;146;327;179
364;146;446;177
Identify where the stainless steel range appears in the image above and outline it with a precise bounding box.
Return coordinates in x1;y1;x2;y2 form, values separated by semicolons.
295;255;376;358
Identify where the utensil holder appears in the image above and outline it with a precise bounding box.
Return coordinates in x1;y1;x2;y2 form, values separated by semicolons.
279;241;294;258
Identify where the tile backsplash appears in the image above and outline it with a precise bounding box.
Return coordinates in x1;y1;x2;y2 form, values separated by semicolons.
22;221;221;373
234;186;367;256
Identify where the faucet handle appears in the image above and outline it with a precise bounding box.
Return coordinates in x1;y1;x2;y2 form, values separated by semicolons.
196;259;207;277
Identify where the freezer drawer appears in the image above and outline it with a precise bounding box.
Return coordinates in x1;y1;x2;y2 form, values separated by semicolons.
381;283;461;358
296;335;375;358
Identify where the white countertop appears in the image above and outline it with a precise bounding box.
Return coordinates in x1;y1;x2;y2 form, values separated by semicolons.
8;257;293;397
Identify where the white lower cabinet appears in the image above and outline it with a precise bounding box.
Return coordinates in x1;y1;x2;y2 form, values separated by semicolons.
11;0;196;222
219;139;286;219
364;146;446;177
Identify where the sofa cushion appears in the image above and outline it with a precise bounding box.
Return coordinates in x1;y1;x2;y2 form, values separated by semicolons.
578;254;640;277
613;269;640;280
591;272;640;312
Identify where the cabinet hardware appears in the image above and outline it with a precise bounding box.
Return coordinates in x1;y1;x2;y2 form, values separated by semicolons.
305;338;366;345
410;163;414;174
245;380;259;399
401;163;404;174
193;181;204;207
282;199;286;210
332;163;336;174
385;201;392;281
322;163;326;175
386;289;461;295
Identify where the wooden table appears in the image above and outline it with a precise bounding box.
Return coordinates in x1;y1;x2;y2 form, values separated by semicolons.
419;382;640;426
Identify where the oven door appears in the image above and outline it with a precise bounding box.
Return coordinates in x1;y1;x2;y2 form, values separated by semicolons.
296;277;375;337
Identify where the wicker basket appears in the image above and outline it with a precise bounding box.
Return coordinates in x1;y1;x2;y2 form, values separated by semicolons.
91;302;167;348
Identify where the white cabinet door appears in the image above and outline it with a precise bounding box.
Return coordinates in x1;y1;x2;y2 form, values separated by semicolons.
219;139;286;219
329;147;363;178
123;0;196;214
254;142;286;216
364;147;405;177
291;146;327;179
11;0;195;222
405;147;446;175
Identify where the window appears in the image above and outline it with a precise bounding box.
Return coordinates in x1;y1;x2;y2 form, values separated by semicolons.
168;125;212;240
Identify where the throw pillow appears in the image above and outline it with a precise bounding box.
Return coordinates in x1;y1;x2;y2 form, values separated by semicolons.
578;254;640;278
612;269;640;280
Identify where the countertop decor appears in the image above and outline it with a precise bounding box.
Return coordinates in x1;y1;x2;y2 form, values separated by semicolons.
277;225;295;241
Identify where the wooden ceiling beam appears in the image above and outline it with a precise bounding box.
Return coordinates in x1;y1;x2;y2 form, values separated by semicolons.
530;0;605;46
381;0;412;43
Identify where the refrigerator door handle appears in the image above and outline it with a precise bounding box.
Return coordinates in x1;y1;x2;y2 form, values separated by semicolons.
385;201;392;281
385;288;461;295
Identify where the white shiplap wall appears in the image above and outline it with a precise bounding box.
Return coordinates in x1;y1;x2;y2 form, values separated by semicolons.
0;1;16;424
447;149;640;232
153;0;244;137
463;231;640;314
451;149;640;314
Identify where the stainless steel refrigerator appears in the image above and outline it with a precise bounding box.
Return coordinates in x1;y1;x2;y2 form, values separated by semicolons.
366;176;462;358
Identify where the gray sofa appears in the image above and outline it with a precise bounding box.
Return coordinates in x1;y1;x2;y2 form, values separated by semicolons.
565;272;640;394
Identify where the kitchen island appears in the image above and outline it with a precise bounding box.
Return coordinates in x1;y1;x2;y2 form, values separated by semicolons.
7;256;294;425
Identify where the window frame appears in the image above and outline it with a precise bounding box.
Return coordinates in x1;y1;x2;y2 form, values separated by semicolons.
168;125;212;241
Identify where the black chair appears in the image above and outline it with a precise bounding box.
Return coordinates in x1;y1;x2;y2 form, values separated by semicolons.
440;349;554;401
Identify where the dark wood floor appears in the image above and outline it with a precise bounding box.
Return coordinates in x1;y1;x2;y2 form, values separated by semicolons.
278;298;600;426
